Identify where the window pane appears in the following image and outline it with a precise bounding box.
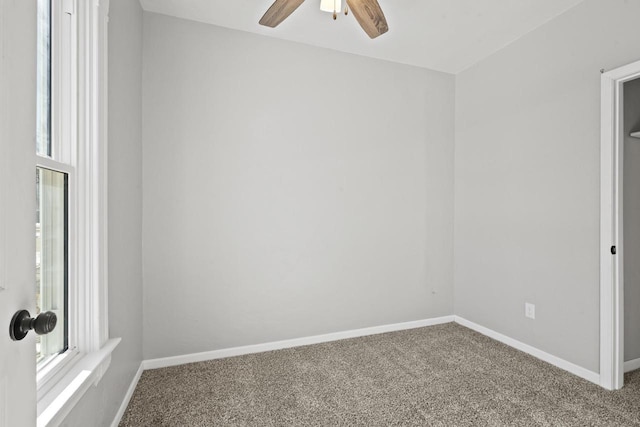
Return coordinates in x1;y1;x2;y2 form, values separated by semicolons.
36;168;68;365
36;0;51;157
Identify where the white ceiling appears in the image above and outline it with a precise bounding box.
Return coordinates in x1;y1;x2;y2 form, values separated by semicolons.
139;0;585;74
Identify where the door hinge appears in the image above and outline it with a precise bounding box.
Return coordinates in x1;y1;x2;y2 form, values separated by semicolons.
63;0;75;15
611;245;617;255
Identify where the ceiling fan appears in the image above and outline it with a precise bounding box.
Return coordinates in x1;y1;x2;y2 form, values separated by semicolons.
259;0;389;39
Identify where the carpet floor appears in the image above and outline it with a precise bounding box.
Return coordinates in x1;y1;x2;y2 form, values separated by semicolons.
120;323;640;426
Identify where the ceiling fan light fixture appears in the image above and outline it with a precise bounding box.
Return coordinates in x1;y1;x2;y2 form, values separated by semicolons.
320;0;341;13
259;0;388;39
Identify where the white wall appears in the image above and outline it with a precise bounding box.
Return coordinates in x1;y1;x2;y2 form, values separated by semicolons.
142;13;455;360
62;0;143;425
454;0;640;373
624;77;640;363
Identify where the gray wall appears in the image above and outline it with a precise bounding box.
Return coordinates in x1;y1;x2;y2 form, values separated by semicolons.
142;13;455;360
62;0;143;425
454;0;640;373
624;77;640;363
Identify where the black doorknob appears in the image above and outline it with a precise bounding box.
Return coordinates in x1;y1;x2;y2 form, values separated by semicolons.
9;310;57;341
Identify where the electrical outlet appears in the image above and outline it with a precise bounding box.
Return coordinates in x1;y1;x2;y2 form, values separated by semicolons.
525;303;535;319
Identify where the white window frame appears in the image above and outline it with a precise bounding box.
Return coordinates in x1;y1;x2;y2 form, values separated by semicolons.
36;0;119;426
36;0;79;391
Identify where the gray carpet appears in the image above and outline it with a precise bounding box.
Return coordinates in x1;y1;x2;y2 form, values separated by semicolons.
120;323;640;426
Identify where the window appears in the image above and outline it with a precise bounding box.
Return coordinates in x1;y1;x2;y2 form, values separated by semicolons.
36;167;69;366
35;0;118;424
36;0;69;371
36;0;51;157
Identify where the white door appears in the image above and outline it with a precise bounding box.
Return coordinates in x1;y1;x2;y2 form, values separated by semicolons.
0;0;38;425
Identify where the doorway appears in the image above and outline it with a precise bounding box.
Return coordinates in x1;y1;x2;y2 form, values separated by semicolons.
623;78;640;375
600;60;640;391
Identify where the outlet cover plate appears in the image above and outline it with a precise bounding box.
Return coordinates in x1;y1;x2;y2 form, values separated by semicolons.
525;303;535;319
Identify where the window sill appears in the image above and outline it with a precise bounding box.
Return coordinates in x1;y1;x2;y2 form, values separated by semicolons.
37;338;121;427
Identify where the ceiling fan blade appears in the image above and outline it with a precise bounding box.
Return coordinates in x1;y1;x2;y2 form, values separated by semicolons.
259;0;306;28
346;0;388;39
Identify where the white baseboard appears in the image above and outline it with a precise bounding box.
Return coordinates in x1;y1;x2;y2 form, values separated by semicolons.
114;314;605;427
454;316;600;385
110;363;144;427
142;315;455;370
624;358;640;373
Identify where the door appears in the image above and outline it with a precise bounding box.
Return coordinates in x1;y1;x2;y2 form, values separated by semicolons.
623;78;640;373
0;0;38;425
600;59;640;390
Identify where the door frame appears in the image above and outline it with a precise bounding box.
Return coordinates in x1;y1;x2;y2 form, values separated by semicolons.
600;59;640;390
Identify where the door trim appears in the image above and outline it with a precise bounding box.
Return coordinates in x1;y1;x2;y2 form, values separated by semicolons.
600;59;640;390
